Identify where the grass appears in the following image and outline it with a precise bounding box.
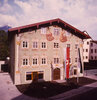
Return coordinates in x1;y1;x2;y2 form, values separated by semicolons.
16;77;96;99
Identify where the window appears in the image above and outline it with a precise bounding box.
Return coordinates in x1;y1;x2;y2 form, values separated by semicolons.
91;56;93;60
32;58;38;65
23;59;28;65
54;28;59;35
38;72;43;79
91;43;93;46
54;58;59;64
26;72;32;80
41;28;46;34
95;49;97;53
87;42;89;45
75;58;77;62
41;42;46;48
41;58;46;65
54;43;59;48
86;56;88;59
86;49;88;52
75;44;78;49
74;69;77;75
69;58;71;63
83;49;84;52
91;49;93;53
95;56;96;60
67;44;70;48
32;42;38;49
22;41;28;48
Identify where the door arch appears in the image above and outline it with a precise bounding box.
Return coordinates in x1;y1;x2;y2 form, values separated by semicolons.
53;68;60;80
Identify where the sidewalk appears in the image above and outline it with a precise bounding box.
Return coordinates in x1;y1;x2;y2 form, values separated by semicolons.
0;71;97;100
48;70;97;100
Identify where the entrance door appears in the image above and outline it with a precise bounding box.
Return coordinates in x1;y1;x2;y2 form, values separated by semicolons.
53;68;60;80
32;72;38;82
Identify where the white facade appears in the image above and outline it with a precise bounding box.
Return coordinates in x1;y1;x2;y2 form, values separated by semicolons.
0;61;5;71
83;39;97;62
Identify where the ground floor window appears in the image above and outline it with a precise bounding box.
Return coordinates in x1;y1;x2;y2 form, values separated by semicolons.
74;69;77;75
26;71;44;81
38;72;43;79
26;72;32;80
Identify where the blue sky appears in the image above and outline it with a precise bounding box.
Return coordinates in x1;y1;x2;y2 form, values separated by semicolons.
0;0;97;40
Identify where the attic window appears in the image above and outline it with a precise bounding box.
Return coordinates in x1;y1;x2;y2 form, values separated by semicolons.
54;28;59;35
41;28;46;34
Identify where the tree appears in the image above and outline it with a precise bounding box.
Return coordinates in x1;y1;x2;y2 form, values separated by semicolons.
0;30;9;60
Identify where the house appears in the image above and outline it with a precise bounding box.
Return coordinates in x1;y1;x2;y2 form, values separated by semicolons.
8;18;90;85
83;39;97;69
0;61;5;72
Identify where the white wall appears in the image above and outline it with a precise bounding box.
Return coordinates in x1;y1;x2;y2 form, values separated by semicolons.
0;61;5;71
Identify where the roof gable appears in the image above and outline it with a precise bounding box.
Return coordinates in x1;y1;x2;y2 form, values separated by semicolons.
8;18;90;39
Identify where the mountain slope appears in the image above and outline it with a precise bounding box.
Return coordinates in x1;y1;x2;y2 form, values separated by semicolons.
0;25;11;32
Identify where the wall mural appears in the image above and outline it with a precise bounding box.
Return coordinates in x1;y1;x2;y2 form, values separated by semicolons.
46;32;54;41
59;31;67;42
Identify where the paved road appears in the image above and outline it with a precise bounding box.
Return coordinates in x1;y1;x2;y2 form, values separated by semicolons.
66;87;97;100
0;72;38;100
0;69;97;100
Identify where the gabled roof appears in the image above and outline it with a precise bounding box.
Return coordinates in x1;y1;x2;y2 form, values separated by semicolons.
91;40;97;44
8;18;90;39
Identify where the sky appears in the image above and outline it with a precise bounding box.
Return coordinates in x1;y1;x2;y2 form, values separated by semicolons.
0;0;97;40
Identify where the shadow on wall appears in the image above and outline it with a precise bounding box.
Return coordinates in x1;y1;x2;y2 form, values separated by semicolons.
1;64;10;72
84;60;97;70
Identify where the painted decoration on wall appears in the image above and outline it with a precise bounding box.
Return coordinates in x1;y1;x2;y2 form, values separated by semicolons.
46;32;54;41
59;31;67;42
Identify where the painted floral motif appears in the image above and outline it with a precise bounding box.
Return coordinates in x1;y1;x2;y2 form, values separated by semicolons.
46;32;54;41
59;31;67;42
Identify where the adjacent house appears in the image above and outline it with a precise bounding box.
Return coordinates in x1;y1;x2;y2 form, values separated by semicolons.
8;18;90;85
83;39;97;69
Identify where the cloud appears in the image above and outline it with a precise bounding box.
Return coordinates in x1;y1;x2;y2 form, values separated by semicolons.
0;14;18;27
0;0;12;13
0;0;97;39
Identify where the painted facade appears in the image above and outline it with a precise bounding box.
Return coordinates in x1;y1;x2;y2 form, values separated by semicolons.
8;18;90;85
83;39;97;62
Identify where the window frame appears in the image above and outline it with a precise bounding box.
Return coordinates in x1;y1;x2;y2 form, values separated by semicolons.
53;28;59;35
54;58;59;64
75;58;77;62
32;57;38;66
75;44;78;49
41;27;46;34
22;57;29;66
86;49;88;52
91;49;93;53
32;41;38;49
22;40;29;49
54;42;59;48
41;42;47;49
26;72;32;81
